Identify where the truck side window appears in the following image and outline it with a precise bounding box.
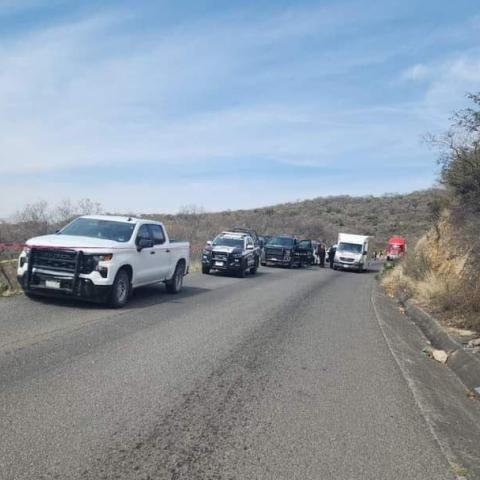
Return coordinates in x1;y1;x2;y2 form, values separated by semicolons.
136;224;151;245
149;224;166;245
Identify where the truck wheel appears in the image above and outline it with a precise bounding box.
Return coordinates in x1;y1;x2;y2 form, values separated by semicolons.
239;259;247;278
250;259;259;275
202;265;210;275
109;269;131;308
166;262;184;294
24;291;38;300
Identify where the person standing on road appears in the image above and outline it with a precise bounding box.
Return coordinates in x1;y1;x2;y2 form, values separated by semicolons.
317;243;326;268
328;245;336;269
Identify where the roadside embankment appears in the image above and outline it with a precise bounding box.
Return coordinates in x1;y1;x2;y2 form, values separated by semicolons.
381;211;480;397
0;258;20;296
382;212;479;333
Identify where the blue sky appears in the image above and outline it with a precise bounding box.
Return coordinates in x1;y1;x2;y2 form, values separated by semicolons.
0;0;479;216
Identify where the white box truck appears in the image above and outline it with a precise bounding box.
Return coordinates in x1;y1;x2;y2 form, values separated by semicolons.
333;233;371;272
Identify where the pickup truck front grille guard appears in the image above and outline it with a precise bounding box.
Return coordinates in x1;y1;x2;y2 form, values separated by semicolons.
27;248;84;294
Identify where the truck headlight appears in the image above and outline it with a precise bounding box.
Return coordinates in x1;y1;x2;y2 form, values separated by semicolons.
93;254;113;263
19;248;31;268
83;253;113;273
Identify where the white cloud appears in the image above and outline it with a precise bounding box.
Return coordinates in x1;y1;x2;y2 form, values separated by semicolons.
401;63;431;81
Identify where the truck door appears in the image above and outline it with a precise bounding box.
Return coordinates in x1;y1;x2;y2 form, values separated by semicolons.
148;224;172;281
245;237;255;267
363;241;369;268
134;224;157;285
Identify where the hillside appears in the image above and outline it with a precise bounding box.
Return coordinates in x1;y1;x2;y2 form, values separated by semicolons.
144;189;437;259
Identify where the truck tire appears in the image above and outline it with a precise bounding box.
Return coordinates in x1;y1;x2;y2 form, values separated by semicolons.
24;291;38;300
202;265;210;275
239;259;247;278
166;262;184;294
250;258;259;275
109;269;131;308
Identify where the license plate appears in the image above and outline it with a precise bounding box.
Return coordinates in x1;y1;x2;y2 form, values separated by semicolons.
45;280;61;289
215;261;224;267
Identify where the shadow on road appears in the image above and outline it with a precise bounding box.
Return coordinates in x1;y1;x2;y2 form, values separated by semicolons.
127;285;210;309
24;284;211;311
206;270;273;279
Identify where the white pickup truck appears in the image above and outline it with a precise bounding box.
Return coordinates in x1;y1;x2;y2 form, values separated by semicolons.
17;215;190;307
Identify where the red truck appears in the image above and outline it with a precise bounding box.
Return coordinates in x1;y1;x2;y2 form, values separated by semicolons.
386;236;406;260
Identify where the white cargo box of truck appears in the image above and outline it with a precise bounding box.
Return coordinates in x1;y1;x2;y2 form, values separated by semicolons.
334;233;371;272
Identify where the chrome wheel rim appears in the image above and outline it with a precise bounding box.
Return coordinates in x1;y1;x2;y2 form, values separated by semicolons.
116;277;128;302
176;271;183;290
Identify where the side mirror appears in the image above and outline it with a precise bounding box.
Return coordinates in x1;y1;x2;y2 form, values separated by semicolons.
206;240;213;247
137;238;154;251
246;245;254;250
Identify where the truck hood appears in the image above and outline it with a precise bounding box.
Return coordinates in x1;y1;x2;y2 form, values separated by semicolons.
212;246;240;254
25;234;127;251
266;245;291;251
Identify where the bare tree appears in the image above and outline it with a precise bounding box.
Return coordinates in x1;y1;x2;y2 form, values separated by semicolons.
78;198;103;216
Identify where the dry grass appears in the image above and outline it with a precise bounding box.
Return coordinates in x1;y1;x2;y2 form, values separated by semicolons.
382;213;480;331
0;260;20;295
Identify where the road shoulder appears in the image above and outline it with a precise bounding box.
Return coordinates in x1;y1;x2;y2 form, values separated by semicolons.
372;284;480;479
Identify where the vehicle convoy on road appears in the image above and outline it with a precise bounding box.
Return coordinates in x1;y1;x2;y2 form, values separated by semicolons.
333;233;371;272
386;235;407;260
261;234;313;268
202;230;260;277
17;215;190;307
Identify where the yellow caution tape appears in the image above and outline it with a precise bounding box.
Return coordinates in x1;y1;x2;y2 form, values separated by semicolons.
0;259;17;265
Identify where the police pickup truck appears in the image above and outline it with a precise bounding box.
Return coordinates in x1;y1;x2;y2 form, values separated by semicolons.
202;230;260;277
17;215;190;307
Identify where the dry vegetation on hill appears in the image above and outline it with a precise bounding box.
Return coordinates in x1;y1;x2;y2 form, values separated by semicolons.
151;190;436;260
1;190;436;260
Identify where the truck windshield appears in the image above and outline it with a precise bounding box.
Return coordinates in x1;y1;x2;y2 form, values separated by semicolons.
338;242;363;253
213;237;244;248
59;218;135;243
267;237;294;247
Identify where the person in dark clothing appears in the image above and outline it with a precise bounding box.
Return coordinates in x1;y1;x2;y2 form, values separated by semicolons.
328;245;337;269
317;243;326;267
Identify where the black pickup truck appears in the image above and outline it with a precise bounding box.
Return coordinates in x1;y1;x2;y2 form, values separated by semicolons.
261;235;313;268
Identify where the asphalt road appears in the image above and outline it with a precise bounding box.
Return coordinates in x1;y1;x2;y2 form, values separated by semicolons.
0;265;461;479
